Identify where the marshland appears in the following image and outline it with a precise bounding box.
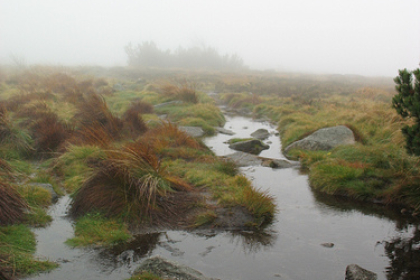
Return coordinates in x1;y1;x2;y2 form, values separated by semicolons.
0;65;419;280
1;1;420;279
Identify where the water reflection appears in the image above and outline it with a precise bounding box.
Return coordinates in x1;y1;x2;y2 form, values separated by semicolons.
385;225;420;280
311;188;418;230
228;229;277;253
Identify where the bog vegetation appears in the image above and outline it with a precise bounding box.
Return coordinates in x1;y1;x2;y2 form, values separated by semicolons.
1;64;419;279
0;65;274;279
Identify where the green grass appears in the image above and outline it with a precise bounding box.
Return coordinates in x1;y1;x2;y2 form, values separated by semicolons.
65;213;131;247
0;225;58;276
54;144;106;193
127;272;163;280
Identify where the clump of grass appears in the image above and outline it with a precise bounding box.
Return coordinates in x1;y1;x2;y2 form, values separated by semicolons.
0;107;33;159
70;141;193;224
65;212;131;247
54;144;106;193
73;93;123;141
0;183;27;225
160;82;198;104
122;101;151;138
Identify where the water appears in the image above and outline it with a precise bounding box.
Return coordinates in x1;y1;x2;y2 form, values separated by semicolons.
26;114;420;280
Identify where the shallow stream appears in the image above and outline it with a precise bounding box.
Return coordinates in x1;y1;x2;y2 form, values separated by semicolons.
26;114;419;280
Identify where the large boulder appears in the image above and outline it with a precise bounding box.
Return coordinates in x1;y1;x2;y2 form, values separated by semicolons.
284;125;355;153
134;256;216;280
345;264;377;280
229;139;269;155
251;128;270;140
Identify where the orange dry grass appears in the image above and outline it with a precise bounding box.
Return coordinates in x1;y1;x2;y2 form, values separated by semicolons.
70;141;193;223
142;121;202;151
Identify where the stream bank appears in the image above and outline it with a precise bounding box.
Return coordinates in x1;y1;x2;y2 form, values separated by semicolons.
26;114;420;280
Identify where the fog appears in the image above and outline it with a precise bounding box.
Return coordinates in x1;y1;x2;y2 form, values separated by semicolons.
1;0;419;76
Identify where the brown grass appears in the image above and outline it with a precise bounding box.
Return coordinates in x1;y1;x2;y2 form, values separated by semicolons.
0;183;27;225
142;121;203;151
122;101;152;139
160;82;198;104
73;93;123;140
70;141;194;224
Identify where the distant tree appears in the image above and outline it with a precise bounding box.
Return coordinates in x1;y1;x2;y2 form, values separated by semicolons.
125;41;246;70
392;68;420;155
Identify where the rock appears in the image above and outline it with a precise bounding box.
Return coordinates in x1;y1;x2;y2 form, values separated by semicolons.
345;264;377;280
261;159;300;169
251;128;270;140
215;127;235;135
224;152;263;167
27;183;59;203
179;126;205;138
284;125;355;153
134;256;217;280
229;139;269;155
320;242;334;248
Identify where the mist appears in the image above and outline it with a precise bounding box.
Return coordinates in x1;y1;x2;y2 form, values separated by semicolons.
1;0;419;76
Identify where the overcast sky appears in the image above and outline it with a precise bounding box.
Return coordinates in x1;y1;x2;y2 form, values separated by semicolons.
1;0;419;76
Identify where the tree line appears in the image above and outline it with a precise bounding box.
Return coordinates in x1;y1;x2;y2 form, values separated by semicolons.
125;41;247;71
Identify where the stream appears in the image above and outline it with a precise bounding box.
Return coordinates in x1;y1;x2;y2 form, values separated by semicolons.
26;114;420;280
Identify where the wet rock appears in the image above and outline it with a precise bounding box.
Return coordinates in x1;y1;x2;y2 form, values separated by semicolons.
134;256;217;280
320;242;334;248
215;127;235;135
251;128;270;140
27;183;59;203
345;264;377;280
229;139;269;155
224;152;263;167
284;125;355;153
261;159;300;169
179;126;205;138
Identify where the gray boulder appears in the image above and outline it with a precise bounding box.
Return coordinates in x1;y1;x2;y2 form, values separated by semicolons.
134;256;217;280
179;126;205;138
261;159;300;169
229;139;269;155
346;264;377;280
284;125;355;153
251;128;270;140
224;152;263;167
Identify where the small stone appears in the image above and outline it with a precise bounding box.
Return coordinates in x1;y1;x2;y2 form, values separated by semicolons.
346;264;377;280
321;242;334;248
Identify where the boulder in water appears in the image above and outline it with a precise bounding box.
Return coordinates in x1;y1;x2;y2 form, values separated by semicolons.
229;139;269;155
134;256;216;280
251;128;270;140
345;264;377;280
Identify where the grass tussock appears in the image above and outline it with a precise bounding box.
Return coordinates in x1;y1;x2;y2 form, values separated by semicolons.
160;82;198;104
0;183;27;226
70;141;194;224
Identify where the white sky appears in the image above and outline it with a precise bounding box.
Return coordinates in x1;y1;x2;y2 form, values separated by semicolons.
1;0;419;76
